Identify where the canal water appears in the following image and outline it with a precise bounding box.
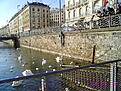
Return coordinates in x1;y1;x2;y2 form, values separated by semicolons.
0;41;63;91
0;42;92;91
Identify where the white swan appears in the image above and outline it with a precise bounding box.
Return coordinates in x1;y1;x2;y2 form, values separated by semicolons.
10;69;13;72
22;69;33;76
22;64;25;67
35;68;39;70
12;76;22;87
55;56;62;63
42;58;47;65
10;66;14;69
53;69;56;71
70;61;74;65
18;55;22;60
48;65;52;68
32;62;35;64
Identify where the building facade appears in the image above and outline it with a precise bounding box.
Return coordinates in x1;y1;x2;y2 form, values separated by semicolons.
50;8;65;27
0;24;10;36
9;2;50;34
65;0;116;27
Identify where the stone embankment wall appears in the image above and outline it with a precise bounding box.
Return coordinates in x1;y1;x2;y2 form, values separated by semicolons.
20;27;121;62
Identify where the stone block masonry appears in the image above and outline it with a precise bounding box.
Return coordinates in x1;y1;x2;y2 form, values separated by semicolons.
20;27;121;62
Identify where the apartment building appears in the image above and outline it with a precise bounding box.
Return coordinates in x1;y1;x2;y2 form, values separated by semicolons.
65;0;115;27
9;2;50;34
0;24;10;36
50;8;65;27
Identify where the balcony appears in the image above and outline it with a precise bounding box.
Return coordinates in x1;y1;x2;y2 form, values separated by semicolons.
65;1;89;10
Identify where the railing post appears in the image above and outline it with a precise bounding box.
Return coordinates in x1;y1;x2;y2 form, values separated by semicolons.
41;78;47;91
119;14;121;26
92;45;96;64
41;79;44;91
110;62;117;91
109;15;111;27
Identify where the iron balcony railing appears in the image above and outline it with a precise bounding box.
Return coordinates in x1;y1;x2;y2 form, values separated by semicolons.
0;59;121;91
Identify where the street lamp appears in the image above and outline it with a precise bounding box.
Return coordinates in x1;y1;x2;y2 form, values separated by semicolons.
59;0;65;46
59;0;61;30
17;5;20;37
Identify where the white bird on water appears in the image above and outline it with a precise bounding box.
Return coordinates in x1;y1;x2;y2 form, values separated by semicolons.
10;66;14;69
53;69;56;71
18;55;22;60
22;69;33;76
42;58;47;65
36;68;39;70
12;76;22;87
55;56;62;63
48;65;52;68
70;61;74;65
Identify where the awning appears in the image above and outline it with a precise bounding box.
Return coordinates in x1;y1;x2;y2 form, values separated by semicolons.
93;15;100;21
84;16;93;22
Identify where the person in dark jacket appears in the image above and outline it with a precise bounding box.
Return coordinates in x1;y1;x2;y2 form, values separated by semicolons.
116;4;121;14
107;7;115;15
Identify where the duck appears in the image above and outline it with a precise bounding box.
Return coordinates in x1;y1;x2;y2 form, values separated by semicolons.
22;69;33;76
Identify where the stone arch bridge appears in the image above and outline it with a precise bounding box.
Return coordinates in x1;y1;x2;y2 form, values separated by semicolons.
0;35;20;49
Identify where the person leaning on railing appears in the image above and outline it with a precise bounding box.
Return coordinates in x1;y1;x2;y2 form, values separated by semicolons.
107;7;115;15
116;4;121;14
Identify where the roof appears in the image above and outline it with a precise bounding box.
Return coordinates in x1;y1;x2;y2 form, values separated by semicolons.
9;2;50;22
28;2;49;7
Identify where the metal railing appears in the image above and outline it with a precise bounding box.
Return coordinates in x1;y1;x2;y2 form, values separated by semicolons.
92;14;121;29
19;27;60;37
0;59;121;91
5;14;121;37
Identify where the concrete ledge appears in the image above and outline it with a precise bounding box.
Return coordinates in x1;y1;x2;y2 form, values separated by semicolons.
21;44;92;62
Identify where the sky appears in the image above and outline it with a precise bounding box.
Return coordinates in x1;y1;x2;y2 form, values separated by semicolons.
0;0;64;28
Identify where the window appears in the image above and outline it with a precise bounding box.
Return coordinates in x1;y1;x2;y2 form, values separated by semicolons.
79;8;82;16
32;8;35;11
43;9;45;12
73;10;75;18
43;19;45;22
73;0;75;5
47;14;48;18
68;11;70;19
38;19;40;22
79;0;81;3
38;8;40;12
43;14;45;18
68;1;70;7
86;6;88;15
43;24;45;28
